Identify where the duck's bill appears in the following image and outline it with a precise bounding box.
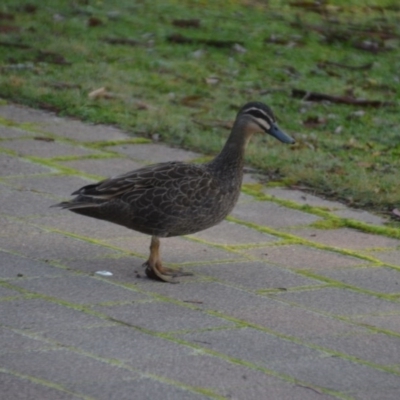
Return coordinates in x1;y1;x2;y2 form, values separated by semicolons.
269;124;295;144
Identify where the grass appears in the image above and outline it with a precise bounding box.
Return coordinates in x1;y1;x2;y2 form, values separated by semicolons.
0;0;399;215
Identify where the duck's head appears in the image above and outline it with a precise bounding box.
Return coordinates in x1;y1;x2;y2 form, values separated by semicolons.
237;101;295;144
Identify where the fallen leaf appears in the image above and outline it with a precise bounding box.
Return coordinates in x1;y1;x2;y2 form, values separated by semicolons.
0;41;31;49
357;161;373;169
265;34;304;47
88;17;103;27
233;43;247;53
392;209;400;219
172;19;200;28
292;89;393;107
289;1;328;14
167;33;244;48
191;49;204;58
353;40;387;53
283;65;300;77
36;51;71;65
0;25;20;33
88;87;106;99
0;62;35;71
53;13;65;22
180;95;203;107
303;116;326;127
347;110;365;119
205;76;219;85
22;4;37;13
102;37;139;46
334;126;343;134
0;12;14;20
318;61;373;71
135;101;156;110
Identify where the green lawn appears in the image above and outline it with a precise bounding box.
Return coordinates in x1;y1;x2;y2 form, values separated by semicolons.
0;0;399;218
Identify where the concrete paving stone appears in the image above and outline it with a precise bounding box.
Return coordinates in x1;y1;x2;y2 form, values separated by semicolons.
315;266;400;294
108;142;200;163
287;227;400;250
273;287;400;316
0;103;130;142
0;216;43;237
368;250;400;266
222;381;337;400
0;153;53;176
81;376;207;400
0;103;62;124
58;157;144;178
0;224;120;261
332;208;387;226
0;286;22;299
188;220;281;245
231;200;321;228
0;372;82;400
31;213;137;240
231;305;368;339
236;192;254;204
0;185;59;216
242;244;366;269
35;120;131;143
189;261;322;290
242;172;263;185
0;125;35;138
0;348;140;400
179;327;320;370
310;332;400;367
0;138;101;158
265;187;345;210
40;325;334;400
106;235;243;264
13;275;150;305
95;301;233;332
351;314;400;335
6;174;95;198
138;280;285;314
181;328;400;398
268;350;400;400
0;327;52;354
0;298;105;331
59;256;145;280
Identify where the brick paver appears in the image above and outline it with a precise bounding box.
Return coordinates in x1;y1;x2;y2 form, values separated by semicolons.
1;102;400;400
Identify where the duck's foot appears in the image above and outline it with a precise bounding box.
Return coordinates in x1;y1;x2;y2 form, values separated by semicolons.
142;261;193;283
143;236;193;283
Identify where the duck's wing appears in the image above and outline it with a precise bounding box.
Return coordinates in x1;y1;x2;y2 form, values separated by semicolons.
61;161;212;204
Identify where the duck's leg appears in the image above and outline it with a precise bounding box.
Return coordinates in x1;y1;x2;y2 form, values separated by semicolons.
143;236;192;283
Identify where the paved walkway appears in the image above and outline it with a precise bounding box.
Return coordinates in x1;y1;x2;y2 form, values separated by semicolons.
1;101;400;400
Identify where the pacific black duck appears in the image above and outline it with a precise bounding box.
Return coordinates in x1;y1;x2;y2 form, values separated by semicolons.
53;102;295;282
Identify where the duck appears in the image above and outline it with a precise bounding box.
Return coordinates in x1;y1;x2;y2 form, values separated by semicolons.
53;102;295;282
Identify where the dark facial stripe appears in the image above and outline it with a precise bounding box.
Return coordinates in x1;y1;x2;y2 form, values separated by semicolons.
242;107;275;122
241;107;275;132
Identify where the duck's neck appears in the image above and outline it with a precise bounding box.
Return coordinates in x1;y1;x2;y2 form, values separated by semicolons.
209;118;253;179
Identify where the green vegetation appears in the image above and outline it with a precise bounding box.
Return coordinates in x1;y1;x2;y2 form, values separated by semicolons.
0;0;399;213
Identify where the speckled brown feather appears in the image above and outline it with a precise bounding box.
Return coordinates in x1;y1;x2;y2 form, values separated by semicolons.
58;160;241;237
